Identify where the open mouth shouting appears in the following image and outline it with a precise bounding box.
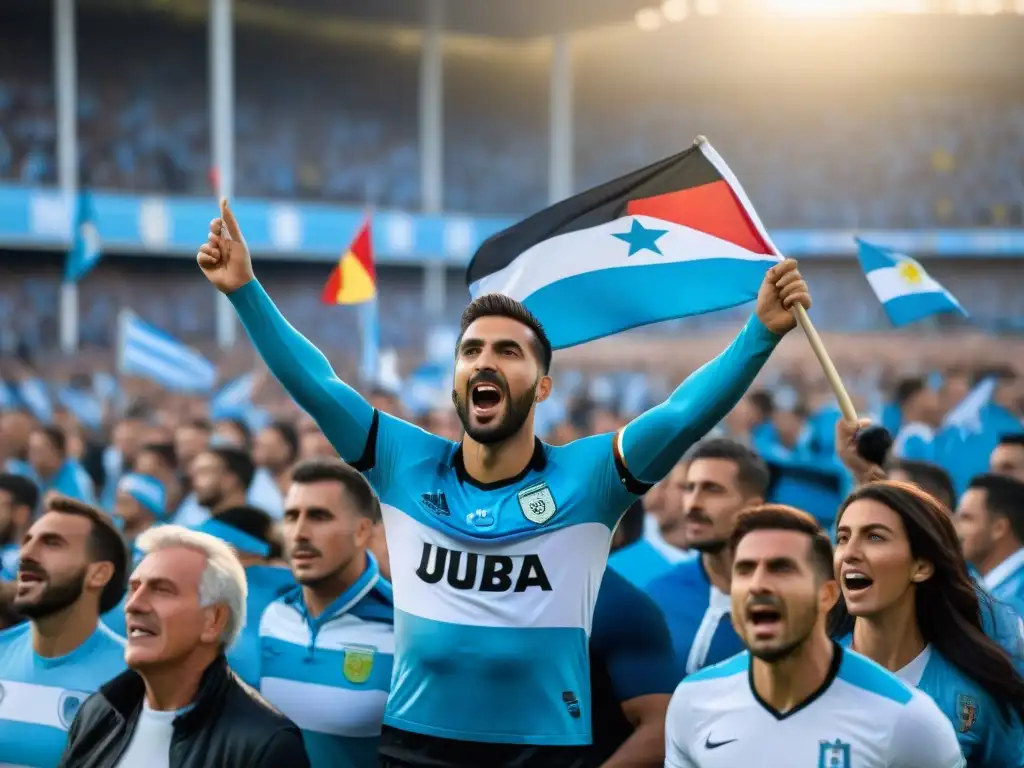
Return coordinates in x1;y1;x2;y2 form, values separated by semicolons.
746;602;784;640
469;379;506;423
841;569;875;598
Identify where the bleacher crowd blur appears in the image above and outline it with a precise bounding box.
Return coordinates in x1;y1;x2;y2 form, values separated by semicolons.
4;6;1024;225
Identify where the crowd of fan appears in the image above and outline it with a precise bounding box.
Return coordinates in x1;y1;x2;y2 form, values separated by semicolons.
2;7;1024;224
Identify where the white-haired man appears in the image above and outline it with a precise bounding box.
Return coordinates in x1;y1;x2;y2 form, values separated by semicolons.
59;525;310;767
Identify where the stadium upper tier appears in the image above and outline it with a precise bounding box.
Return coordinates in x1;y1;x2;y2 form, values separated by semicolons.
2;8;1024;228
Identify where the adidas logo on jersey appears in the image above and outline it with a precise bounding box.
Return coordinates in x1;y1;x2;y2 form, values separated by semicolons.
415;543;552;592
420;491;450;516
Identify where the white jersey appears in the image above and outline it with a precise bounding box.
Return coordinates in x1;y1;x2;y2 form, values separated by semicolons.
665;645;965;768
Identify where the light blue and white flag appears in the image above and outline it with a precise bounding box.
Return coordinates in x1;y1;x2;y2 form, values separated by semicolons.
118;310;217;393
467;138;780;349
855;239;967;327
58;386;103;430
65;190;102;283
18;378;52;422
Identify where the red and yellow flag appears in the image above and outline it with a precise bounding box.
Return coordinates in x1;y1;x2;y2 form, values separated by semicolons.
320;218;376;305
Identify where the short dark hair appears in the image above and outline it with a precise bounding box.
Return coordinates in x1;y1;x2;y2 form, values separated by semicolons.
748;391;774;420
216;418;251;450
267;421;299;463
458;294;552;373
34;425;67;455
730;504;834;582
45;495;129;613
207;446;256;491
0;473;39;511
138;442;178;473
997;434;1024;450
215;504;282;559
968;473;1024;542
894;377;927;407
887;459;956;511
686;438;770;497
291;459;381;522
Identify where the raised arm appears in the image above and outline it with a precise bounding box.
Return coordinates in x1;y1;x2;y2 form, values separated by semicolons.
197;199;373;463
617;260;811;488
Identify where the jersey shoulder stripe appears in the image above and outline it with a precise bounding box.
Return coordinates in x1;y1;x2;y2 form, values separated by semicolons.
680;650;748;684
837;648;914;705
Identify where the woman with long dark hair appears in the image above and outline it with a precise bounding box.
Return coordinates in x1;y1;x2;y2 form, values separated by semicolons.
830;481;1024;767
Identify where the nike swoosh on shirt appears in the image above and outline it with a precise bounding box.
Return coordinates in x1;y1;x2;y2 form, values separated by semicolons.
704;736;737;749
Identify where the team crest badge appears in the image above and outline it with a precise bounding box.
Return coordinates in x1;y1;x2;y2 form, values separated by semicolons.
518;482;556;525
342;645;376;684
58;690;85;729
818;739;851;768
957;694;978;733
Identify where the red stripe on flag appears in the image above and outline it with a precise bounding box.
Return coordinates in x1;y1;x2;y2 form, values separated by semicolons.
626;180;774;256
320;264;342;305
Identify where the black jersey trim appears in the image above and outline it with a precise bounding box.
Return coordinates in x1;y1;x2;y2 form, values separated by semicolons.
349;409;380;473
612;431;653;496
451;438;547;491
748;641;843;721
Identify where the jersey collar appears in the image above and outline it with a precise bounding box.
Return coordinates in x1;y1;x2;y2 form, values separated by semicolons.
982;546;1024;592
747;641;844;721
451;437;548;490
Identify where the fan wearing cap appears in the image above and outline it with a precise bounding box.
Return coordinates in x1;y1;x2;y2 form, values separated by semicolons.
102;474;170;638
114;473;169;543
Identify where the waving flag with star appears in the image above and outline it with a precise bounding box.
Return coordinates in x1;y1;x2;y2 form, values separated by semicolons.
855;238;967;327
466;137;782;349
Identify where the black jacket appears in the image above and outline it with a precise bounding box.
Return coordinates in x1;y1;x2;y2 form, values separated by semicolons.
58;654;310;768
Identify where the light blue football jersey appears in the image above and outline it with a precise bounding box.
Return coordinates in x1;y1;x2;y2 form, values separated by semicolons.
983;548;1024;620
230;278;780;746
258;555;393;768
0;622;126;767
896;645;1024;768
646;554;745;676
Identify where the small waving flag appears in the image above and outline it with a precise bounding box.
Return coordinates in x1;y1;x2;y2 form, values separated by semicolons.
466;137;781;349
65;190;102;283
856;239;966;327
321;218;376;305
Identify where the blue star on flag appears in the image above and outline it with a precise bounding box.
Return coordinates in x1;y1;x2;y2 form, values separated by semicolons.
612;219;669;257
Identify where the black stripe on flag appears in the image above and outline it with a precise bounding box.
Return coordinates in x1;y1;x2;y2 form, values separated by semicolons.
466;143;723;287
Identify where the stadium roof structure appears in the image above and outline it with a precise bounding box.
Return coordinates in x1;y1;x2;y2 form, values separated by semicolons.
82;0;653;40
244;0;654;38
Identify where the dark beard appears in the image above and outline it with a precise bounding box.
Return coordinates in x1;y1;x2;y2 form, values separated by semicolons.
15;567;87;619
453;383;536;446
689;539;728;556
747;609;817;663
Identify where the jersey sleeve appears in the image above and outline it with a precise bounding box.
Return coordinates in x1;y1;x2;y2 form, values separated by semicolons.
664;683;699;768
592;572;681;702
617;315;780;488
229;280;375;463
889;691;967;768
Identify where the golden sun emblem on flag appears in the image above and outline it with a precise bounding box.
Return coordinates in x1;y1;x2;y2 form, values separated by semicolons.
342;645;376;684
896;259;923;285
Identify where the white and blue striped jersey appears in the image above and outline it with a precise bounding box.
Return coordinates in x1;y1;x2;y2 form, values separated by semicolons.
370;419;635;746
0;621;126;767
258;554;394;768
665;645;965;768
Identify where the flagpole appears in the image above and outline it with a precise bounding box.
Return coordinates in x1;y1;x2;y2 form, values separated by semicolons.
792;304;858;423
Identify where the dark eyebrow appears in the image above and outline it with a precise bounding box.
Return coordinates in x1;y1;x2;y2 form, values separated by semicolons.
838;522;895;536
459;337;524;353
